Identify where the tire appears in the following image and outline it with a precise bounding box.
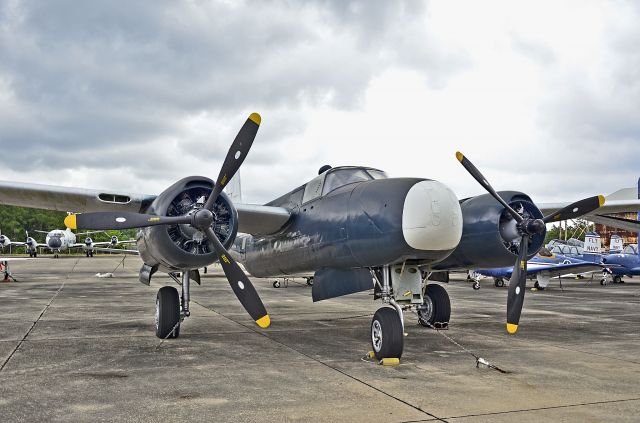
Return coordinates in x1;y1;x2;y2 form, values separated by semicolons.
155;286;180;339
494;278;505;288
418;284;451;327
613;275;622;284
273;280;281;288
371;307;403;360
306;277;314;286
472;282;480;290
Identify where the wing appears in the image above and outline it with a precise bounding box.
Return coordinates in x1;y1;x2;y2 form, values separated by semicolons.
538;186;640;217
583;214;640;232
91;247;140;254
0;181;291;236
0;180;155;213
525;261;603;277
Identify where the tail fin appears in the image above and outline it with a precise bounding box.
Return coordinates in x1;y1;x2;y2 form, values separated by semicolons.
225;172;242;203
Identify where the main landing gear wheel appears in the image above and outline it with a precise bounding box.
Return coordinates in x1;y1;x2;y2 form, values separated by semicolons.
472;281;480;290
371;307;403;360
306;277;314;286
494;278;505;288
272;280;281;288
418;284;451;328
156;286;180;339
613;275;623;284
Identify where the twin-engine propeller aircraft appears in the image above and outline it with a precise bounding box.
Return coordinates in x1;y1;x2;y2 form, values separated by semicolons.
0;113;611;360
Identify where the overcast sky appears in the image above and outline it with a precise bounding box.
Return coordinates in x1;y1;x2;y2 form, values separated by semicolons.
0;0;638;205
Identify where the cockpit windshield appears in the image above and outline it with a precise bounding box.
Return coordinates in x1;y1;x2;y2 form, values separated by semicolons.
322;169;371;195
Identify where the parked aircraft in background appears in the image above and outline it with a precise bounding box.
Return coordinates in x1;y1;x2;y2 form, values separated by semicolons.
0;231;40;257
473;248;605;290
0;113;634;361
601;244;640;284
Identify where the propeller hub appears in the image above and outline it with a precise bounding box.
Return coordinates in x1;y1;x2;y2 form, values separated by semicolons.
524;218;545;235
192;208;214;230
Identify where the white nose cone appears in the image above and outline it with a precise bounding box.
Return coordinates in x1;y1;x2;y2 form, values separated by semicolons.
402;180;463;251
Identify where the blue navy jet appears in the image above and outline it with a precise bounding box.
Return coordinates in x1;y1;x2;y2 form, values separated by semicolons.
0;113;616;360
473;248;605;290
601;244;640;284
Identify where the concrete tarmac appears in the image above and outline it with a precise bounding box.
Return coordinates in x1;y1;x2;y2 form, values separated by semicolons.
1;255;639;422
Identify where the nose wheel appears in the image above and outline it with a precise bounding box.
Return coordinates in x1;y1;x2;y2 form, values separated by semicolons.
155;286;180;339
370;307;404;360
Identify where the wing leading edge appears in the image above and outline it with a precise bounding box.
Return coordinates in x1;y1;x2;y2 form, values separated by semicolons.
0;181;290;236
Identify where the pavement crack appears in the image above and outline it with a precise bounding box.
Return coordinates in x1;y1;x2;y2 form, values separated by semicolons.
193;300;449;423
0;258;79;373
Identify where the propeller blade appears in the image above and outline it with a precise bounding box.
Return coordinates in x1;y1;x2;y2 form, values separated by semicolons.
542;195;605;224
506;234;529;334
204;226;270;328
204;113;261;210
65;212;191;230
456;151;524;223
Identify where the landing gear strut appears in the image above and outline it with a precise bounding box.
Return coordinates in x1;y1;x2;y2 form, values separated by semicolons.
370;266;404;360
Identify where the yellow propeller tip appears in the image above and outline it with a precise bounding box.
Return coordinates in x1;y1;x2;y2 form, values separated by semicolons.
597;194;605;207
64;214;77;230
249;113;261;125
506;323;518;334
256;314;270;328
455;151;464;162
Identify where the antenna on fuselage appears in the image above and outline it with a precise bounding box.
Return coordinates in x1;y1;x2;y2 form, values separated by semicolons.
318;165;332;175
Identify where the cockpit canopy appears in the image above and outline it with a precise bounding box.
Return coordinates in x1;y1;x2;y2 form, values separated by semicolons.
266;166;387;209
623;244;638;255
303;166;387;203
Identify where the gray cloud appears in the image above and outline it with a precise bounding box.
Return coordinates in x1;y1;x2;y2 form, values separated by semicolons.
0;0;464;195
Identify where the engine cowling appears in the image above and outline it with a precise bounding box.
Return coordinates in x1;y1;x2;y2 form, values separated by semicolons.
110;235;118;246
434;191;545;270
136;176;238;273
0;235;10;248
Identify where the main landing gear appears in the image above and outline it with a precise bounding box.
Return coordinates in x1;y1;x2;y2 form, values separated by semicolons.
85;251;94;257
370;265;451;361
155;271;191;339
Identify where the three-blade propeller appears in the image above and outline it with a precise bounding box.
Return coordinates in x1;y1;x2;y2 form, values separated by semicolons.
65;113;270;328
456;151;604;334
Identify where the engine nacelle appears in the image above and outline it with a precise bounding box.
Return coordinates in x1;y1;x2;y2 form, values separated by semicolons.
136;176;238;273
0;235;10;248
434;191;545;270
110;235;118;246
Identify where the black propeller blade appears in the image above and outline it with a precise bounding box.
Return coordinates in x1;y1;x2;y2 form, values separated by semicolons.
506;234;528;334
65;212;191;230
64;113;269;328
456;151;546;334
542;195;605;224
456;152;523;223
204;226;269;327
204;113;261;211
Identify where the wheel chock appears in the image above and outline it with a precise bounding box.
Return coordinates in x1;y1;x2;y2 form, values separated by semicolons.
380;358;400;366
366;351;376;359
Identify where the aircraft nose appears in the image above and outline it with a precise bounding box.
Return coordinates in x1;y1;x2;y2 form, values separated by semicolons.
49;237;62;248
402;180;463;251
